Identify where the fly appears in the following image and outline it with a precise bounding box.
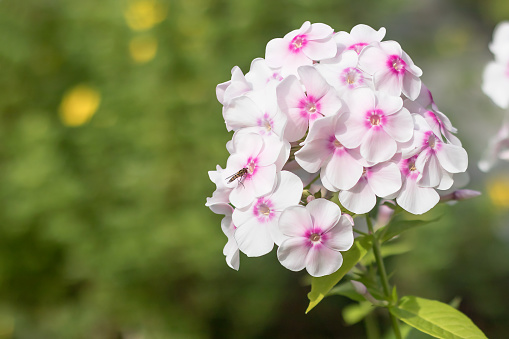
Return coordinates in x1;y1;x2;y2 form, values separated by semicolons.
226;167;248;186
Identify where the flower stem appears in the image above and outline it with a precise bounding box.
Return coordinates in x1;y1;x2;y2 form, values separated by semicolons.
365;215;402;339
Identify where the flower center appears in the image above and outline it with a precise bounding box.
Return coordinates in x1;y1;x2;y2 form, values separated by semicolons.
247;160;256;174
306;102;317;114
370;113;381;126
408;161;417;172
427;134;436;149
292;37;304;49
387;55;406;75
333;139;342;148
348;42;368;54
258;204;271;216
310;233;321;242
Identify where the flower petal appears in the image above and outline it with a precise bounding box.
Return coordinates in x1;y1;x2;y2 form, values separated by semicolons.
279;205;313;237
339;178;376;214
235;218;274;257
323;215;354;252
306;198;342;232
277;237;309;272
305;245;343;277
361;128;397;163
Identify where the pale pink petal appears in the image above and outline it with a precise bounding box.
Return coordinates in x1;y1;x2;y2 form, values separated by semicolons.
295;138;332;173
379;40;402;56
232;204;252;227
305;114;336;143
306;22;334;40
250;164;277;197
336;113;369;149
265;38;291;68
298;66;330;99
358;43;387;74
367;162;402;197
257;134;284;166
350;24;386;44
223;153;248;182
343;87;376;117
235;218;274;257
270;171;304;210
323;216;354;251
216;81;230;105
274;139;291;171
383;108;414;142
223;96;261;130
339;178;376;214
303;39;337;61
361;128;397;163
373;68;402;97
306;199;341;232
277;237;309;271
282;53;314;77
320;172;339;192
232;132;263;157
268;217;288;246
317;90;343;117
437;170;454;191
397;178;439;215
285;108;310;142
402;71;422;101
416;152;441;187
305;245;344;277
279;205;313;237
325;150;363;190
376;91;403;115
436;143;468;173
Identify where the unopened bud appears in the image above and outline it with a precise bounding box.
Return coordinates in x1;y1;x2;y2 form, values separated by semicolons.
440;189;481;202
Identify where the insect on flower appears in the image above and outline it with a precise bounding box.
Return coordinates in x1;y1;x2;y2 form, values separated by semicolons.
226;167;248;187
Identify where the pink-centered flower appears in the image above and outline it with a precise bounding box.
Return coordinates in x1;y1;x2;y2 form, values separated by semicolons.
407;115;468;190
316;50;371;95
222;132;282;208
334;24;386;55
338;161;402;214
277;65;343;142
277;199;354;277
245;58;284;89
404;84;461;146
233;171;303;257
265;21;337;76
395;154;440;215
358;41;422;100
295;115;364;191
223;83;287;137
337;87;413;163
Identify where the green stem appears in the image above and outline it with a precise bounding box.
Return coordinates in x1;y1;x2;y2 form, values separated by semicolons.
365;215;402;339
304;174;320;190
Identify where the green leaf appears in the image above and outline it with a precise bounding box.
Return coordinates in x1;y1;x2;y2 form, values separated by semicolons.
361;241;412;266
306;236;372;313
342;301;374;325
328;281;365;302
377;217;440;243
389;296;487;339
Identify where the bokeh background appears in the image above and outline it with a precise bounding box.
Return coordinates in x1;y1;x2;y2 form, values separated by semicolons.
1;0;509;338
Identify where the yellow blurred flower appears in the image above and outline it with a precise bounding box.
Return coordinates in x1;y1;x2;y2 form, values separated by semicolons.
487;175;509;209
124;0;167;31
129;35;158;63
59;85;100;127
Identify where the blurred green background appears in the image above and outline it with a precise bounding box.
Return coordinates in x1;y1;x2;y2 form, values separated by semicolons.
1;0;509;338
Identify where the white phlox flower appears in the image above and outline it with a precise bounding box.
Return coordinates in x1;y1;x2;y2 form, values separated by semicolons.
404;83;461;146
277;198;354;277
316;50;372;95
266;21;337;76
220;205;240;271
295;114;364;191
479;117;509;172
338;87;413;163
358;41;422;100
277;65;342;142
233;171;303;257
410;115;468;190
222;132;283;208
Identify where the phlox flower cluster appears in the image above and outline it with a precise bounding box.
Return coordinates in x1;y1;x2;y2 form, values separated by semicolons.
207;22;468;276
480;22;509;172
